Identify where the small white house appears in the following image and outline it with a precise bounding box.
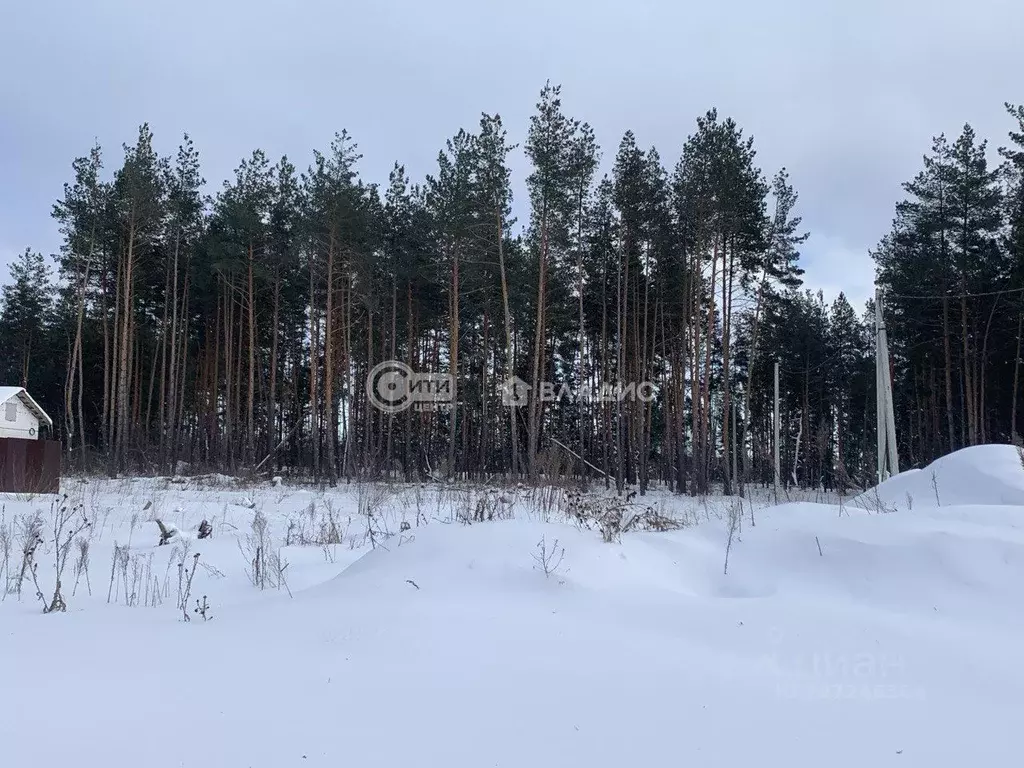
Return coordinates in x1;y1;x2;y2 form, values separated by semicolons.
0;387;53;440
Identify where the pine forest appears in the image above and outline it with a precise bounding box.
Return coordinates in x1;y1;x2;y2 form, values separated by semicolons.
3;85;1024;495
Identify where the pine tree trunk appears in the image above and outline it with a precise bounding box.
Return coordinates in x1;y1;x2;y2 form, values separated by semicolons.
386;282;397;471
114;217;138;475
960;290;976;446
156;257;171;462
702;243;719;494
529;216;549;480
267;272;281;468
689;247;701;496
978;294;1000;444
1014;311;1023;442
247;242;257;468
576;199;587;482
165;227;182;473
495;207;519;479
942;296;956;452
223;276;235;472
309;254;320;480
721;235;733;496
173;274;190;467
615;227;625;493
447;245;460;478
70;256;91;468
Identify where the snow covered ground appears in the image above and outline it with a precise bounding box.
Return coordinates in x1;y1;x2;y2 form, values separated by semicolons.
2;448;1023;767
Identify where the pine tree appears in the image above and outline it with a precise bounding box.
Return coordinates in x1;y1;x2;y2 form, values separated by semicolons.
426;129;477;479
1000;103;1024;438
0;248;54;389
52;143;106;464
475;113;521;476
524;82;577;479
109;124;167;474
161;135;205;471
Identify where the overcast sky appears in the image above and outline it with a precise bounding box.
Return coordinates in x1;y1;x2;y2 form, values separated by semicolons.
2;0;1022;310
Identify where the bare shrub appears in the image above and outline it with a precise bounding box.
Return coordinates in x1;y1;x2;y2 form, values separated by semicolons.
39;496;91;613
532;535;566;579
14;518;44;602
178;552;200;620
284;499;349;558
473;490;495;523
107;542;127;603
566;491;684;543
239;508;290;592
72;537;92;597
194;595;213;621
127;512;140;548
125;552;154;607
853;484;897;515
359;484;395;549
318;499;344;546
723;500;740;575
239;509;272;588
0;513;11;600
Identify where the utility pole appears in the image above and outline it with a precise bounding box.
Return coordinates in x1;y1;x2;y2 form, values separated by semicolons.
774;360;781;502
875;288;899;482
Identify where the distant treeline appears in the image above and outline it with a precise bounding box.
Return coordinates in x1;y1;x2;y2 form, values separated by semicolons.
2;85;1022;494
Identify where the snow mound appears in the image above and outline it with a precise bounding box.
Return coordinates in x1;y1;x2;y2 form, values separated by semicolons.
5;481;1024;766
854;444;1024;508
322;512;1024;621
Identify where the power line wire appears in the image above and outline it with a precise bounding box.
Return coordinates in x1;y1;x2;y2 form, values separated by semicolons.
883;285;1024;300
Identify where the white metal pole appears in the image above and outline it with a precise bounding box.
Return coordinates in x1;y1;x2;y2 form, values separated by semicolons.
875;290;886;483
878;292;899;476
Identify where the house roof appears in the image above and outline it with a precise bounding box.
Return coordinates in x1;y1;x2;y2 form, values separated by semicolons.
0;387;53;428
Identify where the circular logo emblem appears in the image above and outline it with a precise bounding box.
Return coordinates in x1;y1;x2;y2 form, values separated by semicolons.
367;360;415;414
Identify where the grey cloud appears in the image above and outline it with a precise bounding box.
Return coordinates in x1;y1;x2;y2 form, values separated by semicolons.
2;0;1022;309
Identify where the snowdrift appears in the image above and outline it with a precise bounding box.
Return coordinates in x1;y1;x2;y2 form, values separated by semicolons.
854;443;1024;508
3;466;1024;767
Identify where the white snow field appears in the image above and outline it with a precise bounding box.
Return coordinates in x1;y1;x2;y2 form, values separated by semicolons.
2;446;1024;767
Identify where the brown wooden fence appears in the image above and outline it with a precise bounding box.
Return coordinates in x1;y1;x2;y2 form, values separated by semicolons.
0;438;61;494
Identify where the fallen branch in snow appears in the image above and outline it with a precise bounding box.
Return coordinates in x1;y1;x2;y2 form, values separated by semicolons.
815;536;823;557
